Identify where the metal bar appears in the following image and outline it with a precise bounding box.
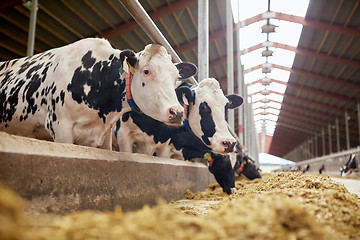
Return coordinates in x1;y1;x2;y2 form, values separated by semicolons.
345;111;350;149
198;0;209;81
237;24;244;144
226;0;234;129
119;0;197;84
27;0;38;56
336;116;340;152
328;123;332;153
322;128;325;156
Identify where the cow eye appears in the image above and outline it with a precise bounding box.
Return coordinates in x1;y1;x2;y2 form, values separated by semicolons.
144;69;150;75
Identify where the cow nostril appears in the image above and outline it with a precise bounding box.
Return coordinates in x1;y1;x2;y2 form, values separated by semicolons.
169;108;177;118
168;108;183;123
222;141;236;152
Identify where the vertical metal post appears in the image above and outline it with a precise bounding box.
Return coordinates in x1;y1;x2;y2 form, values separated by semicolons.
345;111;350;149
226;0;234;129
328;123;332;153
27;0;38;56
237;24;244;144
321;128;325;156
243;84;249;149
335;116;340;152
261;121;266;153
198;0;209;81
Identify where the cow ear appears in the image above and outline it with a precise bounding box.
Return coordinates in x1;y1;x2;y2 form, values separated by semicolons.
120;49;137;68
176;86;195;104
175;62;197;80
226;94;243;109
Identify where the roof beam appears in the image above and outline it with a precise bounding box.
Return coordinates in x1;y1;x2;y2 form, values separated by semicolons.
239;11;360;38
102;0;197;39
240;42;360;69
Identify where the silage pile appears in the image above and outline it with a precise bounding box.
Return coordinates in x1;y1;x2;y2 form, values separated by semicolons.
1;172;359;240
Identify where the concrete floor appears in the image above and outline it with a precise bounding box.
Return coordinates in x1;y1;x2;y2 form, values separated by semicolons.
331;178;360;197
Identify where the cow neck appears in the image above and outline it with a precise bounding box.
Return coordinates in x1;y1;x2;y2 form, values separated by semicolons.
124;70;141;112
183;103;190;129
182;84;197;130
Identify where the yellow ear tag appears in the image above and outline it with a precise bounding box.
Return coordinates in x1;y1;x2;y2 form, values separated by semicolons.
182;93;189;105
129;64;135;74
204;152;212;162
123;56;129;73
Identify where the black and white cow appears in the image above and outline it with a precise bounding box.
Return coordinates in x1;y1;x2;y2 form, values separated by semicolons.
113;78;244;194
340;154;357;177
233;150;262;180
0;38;196;148
115;78;243;154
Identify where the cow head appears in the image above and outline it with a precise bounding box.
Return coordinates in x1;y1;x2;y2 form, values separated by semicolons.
340;154;357;177
234;153;262;180
204;151;236;195
121;44;197;125
177;78;243;154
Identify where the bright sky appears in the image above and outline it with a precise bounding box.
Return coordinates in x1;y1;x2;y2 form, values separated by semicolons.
231;0;310;136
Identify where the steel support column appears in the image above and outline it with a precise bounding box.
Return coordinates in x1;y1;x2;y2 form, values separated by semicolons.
335;116;340;152
226;0;234;129
345;111;350;150
27;0;38;56
237;24;244;143
198;0;209;81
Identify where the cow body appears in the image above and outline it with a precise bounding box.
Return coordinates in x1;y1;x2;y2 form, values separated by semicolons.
115;78;243;155
340;154;357;176
0;38;193;147
113;78;245;193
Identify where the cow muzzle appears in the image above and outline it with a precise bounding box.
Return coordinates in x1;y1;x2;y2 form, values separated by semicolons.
222;141;236;153
168;108;183;124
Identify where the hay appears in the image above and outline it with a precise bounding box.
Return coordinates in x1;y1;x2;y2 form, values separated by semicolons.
1;173;359;240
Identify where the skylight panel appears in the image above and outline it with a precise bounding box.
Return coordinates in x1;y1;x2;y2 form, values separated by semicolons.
268;92;284;102
269;48;296;67
269;21;303;46
268;101;282;109
267;68;290;82
270;0;310;17
268;82;286;93
244;68;263;84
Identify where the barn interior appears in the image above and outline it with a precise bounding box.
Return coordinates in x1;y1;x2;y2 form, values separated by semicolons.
0;0;359;239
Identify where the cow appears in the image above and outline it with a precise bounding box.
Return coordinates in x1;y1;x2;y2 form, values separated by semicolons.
340;154;357;176
233;151;262;180
113;78;244;193
0;38;196;148
115;78;244;154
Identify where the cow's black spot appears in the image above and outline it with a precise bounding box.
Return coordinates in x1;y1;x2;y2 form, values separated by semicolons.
53;63;59;72
142;82;145;87
199;102;216;145
60;91;65;106
51;86;56;94
82;51;96;69
67;52;125;122
26;63;44;79
109;54;114;60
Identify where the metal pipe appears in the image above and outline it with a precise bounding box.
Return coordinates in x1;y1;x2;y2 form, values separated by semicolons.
119;0;197;84
226;0;234;130
27;0;38;56
198;0;209;81
237;24;244;144
335;116;340;152
345;111;350;149
314;134;318;157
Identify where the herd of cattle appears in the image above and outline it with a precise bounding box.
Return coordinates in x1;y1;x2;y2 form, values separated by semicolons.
0;38;261;194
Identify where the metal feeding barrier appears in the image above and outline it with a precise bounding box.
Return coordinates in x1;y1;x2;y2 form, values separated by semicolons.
119;0;256;162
